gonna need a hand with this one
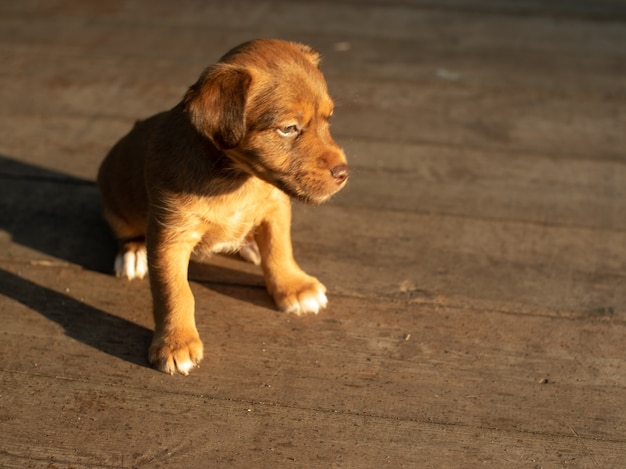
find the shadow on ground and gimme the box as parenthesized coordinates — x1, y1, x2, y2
(0, 267, 153, 367)
(0, 154, 115, 272)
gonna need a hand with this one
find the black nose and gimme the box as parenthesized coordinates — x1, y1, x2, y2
(330, 164, 349, 184)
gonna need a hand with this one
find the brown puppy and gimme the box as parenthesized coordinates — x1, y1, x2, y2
(97, 39, 348, 375)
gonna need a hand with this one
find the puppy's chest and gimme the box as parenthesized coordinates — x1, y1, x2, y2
(193, 206, 255, 249)
(190, 185, 279, 253)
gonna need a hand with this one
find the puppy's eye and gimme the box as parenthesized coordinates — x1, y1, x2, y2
(277, 124, 300, 138)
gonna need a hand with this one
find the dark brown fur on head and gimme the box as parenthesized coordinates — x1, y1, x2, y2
(183, 39, 348, 204)
(183, 65, 251, 150)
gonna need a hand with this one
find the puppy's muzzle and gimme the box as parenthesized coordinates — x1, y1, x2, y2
(330, 164, 349, 185)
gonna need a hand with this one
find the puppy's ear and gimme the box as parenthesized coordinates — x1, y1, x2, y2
(183, 65, 252, 149)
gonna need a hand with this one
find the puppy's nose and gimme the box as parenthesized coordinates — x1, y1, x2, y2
(330, 164, 349, 184)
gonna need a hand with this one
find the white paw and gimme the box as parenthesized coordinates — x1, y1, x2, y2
(149, 331, 204, 376)
(165, 357, 196, 376)
(282, 286, 328, 315)
(239, 238, 261, 265)
(114, 247, 148, 280)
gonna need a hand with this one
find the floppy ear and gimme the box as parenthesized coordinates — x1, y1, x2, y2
(183, 64, 252, 149)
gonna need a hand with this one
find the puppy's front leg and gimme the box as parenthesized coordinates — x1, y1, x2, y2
(147, 219, 203, 375)
(256, 200, 328, 315)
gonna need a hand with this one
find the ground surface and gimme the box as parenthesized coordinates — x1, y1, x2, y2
(1, 0, 625, 467)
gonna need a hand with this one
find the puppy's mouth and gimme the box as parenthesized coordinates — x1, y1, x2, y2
(227, 150, 345, 205)
(272, 176, 334, 205)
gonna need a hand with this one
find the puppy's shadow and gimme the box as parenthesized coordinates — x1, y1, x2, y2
(189, 258, 274, 310)
(0, 154, 115, 272)
(0, 267, 152, 367)
(0, 155, 152, 365)
(0, 155, 272, 366)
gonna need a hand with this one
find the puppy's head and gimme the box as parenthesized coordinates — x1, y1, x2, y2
(183, 39, 348, 204)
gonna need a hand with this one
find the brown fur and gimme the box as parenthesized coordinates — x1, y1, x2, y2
(97, 39, 348, 375)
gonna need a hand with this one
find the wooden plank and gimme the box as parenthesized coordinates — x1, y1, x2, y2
(1, 263, 625, 467)
(3, 0, 626, 45)
(290, 204, 626, 317)
(2, 23, 625, 98)
(1, 262, 625, 436)
(336, 141, 626, 230)
(2, 1, 626, 94)
(2, 372, 623, 468)
(331, 81, 626, 160)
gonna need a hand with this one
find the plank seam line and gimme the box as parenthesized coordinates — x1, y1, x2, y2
(5, 1, 626, 24)
(0, 449, 123, 469)
(334, 133, 626, 166)
(0, 173, 95, 186)
(324, 203, 626, 235)
(330, 290, 626, 325)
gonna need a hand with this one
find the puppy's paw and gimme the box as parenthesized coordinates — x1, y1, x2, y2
(273, 276, 328, 315)
(114, 244, 147, 280)
(149, 329, 204, 376)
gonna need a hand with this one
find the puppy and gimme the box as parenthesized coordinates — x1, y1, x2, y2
(97, 39, 349, 375)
